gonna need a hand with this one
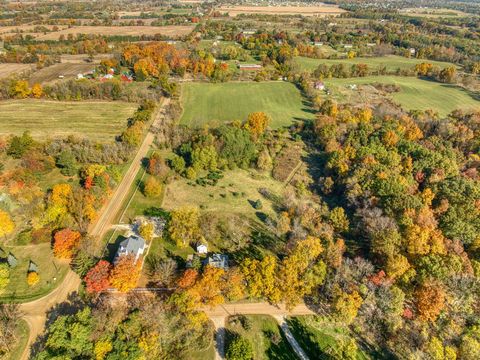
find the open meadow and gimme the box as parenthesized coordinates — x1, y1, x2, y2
(325, 76, 480, 117)
(162, 169, 285, 216)
(295, 55, 458, 72)
(218, 4, 346, 17)
(180, 81, 315, 128)
(34, 25, 195, 40)
(0, 99, 137, 141)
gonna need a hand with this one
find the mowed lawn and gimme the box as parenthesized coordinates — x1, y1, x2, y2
(180, 82, 315, 128)
(295, 55, 457, 72)
(326, 76, 479, 117)
(0, 99, 137, 142)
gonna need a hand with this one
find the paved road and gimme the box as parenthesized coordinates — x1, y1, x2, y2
(17, 98, 169, 360)
(204, 302, 314, 360)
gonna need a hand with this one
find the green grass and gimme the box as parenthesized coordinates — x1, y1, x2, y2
(226, 315, 297, 360)
(287, 316, 369, 360)
(180, 82, 315, 128)
(295, 55, 458, 73)
(325, 76, 479, 117)
(7, 319, 29, 360)
(162, 169, 284, 217)
(0, 99, 137, 142)
(0, 243, 69, 302)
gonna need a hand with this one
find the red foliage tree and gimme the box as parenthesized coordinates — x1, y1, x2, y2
(85, 260, 112, 294)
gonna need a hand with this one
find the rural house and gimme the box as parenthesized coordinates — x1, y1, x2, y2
(114, 235, 147, 263)
(204, 254, 229, 270)
(197, 244, 208, 254)
(238, 64, 262, 70)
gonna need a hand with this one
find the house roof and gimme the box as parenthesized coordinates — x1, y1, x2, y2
(119, 235, 146, 255)
(205, 254, 229, 269)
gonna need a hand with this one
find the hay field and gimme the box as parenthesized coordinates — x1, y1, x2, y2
(326, 76, 480, 117)
(218, 5, 346, 17)
(34, 25, 195, 40)
(180, 81, 315, 128)
(29, 63, 96, 84)
(295, 55, 458, 72)
(60, 54, 113, 64)
(0, 63, 34, 79)
(0, 99, 137, 141)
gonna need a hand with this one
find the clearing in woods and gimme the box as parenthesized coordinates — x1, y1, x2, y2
(325, 76, 480, 117)
(0, 99, 137, 141)
(180, 81, 315, 128)
(295, 55, 458, 72)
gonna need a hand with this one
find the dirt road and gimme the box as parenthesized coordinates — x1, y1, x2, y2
(17, 98, 169, 360)
(18, 270, 81, 360)
(89, 97, 169, 240)
(205, 302, 314, 360)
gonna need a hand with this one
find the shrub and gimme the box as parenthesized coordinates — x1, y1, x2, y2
(27, 272, 40, 286)
(226, 336, 253, 360)
(253, 199, 263, 210)
(143, 177, 162, 198)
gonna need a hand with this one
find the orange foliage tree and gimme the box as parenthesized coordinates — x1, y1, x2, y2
(53, 228, 81, 259)
(415, 282, 446, 322)
(109, 255, 141, 293)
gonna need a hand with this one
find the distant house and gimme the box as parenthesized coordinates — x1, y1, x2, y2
(366, 43, 377, 47)
(238, 64, 262, 70)
(28, 261, 38, 273)
(409, 48, 416, 55)
(204, 254, 229, 270)
(115, 235, 147, 263)
(197, 244, 208, 254)
(314, 81, 325, 90)
(313, 42, 324, 47)
(344, 44, 353, 49)
(242, 29, 256, 36)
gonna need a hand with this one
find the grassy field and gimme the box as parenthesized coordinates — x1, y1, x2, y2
(226, 315, 296, 360)
(325, 76, 479, 117)
(0, 99, 137, 141)
(0, 243, 69, 302)
(295, 55, 458, 72)
(7, 319, 29, 360)
(180, 82, 315, 128)
(218, 4, 346, 17)
(287, 316, 369, 360)
(162, 169, 284, 216)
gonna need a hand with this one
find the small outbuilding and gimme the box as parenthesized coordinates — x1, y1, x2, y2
(197, 244, 208, 254)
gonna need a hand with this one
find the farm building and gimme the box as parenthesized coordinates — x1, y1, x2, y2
(238, 64, 262, 70)
(197, 244, 208, 254)
(114, 235, 147, 263)
(314, 81, 325, 90)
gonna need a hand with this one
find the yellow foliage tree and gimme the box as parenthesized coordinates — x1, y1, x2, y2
(332, 286, 363, 324)
(109, 255, 141, 293)
(94, 340, 113, 360)
(244, 112, 270, 139)
(31, 83, 43, 98)
(168, 206, 201, 248)
(27, 272, 40, 286)
(0, 209, 15, 238)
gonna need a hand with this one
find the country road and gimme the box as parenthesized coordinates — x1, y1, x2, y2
(16, 97, 170, 360)
(204, 302, 314, 360)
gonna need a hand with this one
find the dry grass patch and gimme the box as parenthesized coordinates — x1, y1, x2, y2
(29, 63, 96, 84)
(0, 63, 34, 79)
(35, 25, 195, 40)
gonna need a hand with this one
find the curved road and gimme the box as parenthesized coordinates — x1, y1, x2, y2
(17, 98, 169, 360)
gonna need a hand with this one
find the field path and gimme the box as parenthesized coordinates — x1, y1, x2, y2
(204, 302, 314, 359)
(17, 97, 170, 360)
(89, 97, 169, 240)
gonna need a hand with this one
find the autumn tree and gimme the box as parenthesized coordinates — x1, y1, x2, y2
(85, 260, 112, 294)
(0, 210, 15, 239)
(139, 222, 155, 241)
(0, 264, 10, 291)
(332, 286, 363, 324)
(109, 255, 141, 293)
(31, 83, 43, 98)
(53, 228, 81, 259)
(244, 112, 270, 139)
(143, 177, 162, 198)
(168, 206, 202, 248)
(242, 255, 281, 304)
(27, 272, 40, 286)
(415, 282, 446, 322)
